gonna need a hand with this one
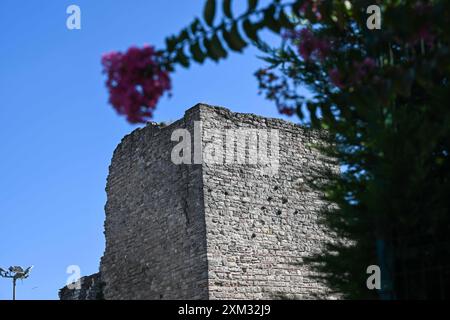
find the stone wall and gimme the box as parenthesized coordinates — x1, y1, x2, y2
(59, 273, 103, 300)
(66, 103, 335, 300)
(99, 106, 209, 300)
(199, 106, 334, 299)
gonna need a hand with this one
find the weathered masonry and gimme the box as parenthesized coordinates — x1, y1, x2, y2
(59, 104, 336, 300)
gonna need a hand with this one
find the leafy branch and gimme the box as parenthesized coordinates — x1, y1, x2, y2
(160, 0, 299, 69)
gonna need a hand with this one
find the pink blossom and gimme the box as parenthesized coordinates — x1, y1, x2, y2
(409, 25, 435, 47)
(352, 57, 377, 84)
(328, 58, 377, 89)
(279, 106, 295, 116)
(328, 68, 345, 89)
(296, 29, 329, 61)
(102, 45, 171, 123)
(406, 2, 435, 47)
(298, 0, 322, 20)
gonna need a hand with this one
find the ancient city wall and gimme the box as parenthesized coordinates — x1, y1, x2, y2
(59, 273, 103, 300)
(199, 105, 333, 299)
(99, 106, 209, 300)
(69, 104, 335, 300)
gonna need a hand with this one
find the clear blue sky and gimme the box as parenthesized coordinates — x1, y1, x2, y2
(0, 0, 297, 300)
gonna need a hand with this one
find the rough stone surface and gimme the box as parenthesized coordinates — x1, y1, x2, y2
(200, 106, 334, 299)
(100, 106, 208, 300)
(60, 103, 336, 300)
(59, 273, 103, 300)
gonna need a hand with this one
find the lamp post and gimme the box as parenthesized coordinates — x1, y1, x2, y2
(0, 266, 33, 300)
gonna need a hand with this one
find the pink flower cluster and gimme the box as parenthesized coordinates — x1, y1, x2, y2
(401, 2, 435, 47)
(406, 25, 435, 48)
(353, 58, 377, 83)
(328, 57, 377, 89)
(279, 106, 296, 116)
(284, 28, 330, 61)
(102, 45, 171, 123)
(298, 0, 323, 21)
(328, 67, 345, 89)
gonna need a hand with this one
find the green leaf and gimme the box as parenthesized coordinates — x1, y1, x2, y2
(210, 34, 228, 59)
(247, 0, 258, 13)
(264, 5, 281, 34)
(260, 55, 281, 65)
(189, 41, 206, 63)
(307, 102, 320, 127)
(242, 19, 259, 43)
(190, 18, 203, 35)
(223, 0, 233, 19)
(165, 36, 177, 53)
(203, 35, 227, 62)
(203, 38, 217, 61)
(278, 9, 294, 29)
(175, 48, 190, 68)
(222, 23, 247, 52)
(292, 1, 303, 17)
(178, 28, 189, 42)
(203, 0, 216, 27)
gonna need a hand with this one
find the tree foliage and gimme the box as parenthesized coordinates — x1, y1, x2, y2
(103, 0, 450, 299)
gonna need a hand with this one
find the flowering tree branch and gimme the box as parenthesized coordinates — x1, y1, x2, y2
(101, 0, 450, 298)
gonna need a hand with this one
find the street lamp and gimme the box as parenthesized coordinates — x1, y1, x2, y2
(0, 266, 33, 300)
